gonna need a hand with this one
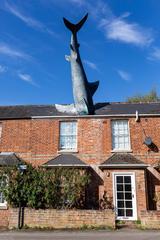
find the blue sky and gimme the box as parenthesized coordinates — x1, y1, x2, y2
(0, 0, 160, 105)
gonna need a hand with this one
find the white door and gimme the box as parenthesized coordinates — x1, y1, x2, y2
(113, 173, 137, 220)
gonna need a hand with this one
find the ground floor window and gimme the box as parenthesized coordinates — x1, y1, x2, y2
(0, 176, 7, 207)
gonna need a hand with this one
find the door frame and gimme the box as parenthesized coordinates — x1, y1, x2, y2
(112, 172, 137, 221)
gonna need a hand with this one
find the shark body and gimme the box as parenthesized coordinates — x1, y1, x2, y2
(63, 14, 99, 115)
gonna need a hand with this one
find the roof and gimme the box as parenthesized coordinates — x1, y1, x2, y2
(0, 152, 22, 166)
(43, 154, 88, 167)
(100, 153, 149, 169)
(0, 102, 160, 119)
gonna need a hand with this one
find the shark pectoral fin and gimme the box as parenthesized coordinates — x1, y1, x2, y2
(89, 81, 99, 96)
(65, 55, 71, 61)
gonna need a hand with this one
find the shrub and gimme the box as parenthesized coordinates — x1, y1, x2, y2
(0, 164, 90, 209)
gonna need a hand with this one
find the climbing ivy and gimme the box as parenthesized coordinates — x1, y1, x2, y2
(0, 164, 90, 209)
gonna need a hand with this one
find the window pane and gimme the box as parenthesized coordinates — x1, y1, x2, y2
(117, 192, 124, 200)
(125, 184, 132, 191)
(117, 184, 123, 191)
(117, 176, 123, 183)
(125, 193, 132, 200)
(118, 201, 124, 208)
(124, 176, 131, 183)
(126, 201, 132, 208)
(118, 209, 124, 216)
(60, 122, 77, 150)
(112, 120, 130, 150)
(126, 209, 133, 217)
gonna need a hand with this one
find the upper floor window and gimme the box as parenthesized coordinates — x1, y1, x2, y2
(59, 121, 77, 151)
(111, 120, 130, 151)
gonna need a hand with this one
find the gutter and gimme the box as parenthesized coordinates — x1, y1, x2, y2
(99, 164, 150, 169)
(42, 164, 89, 167)
(31, 113, 160, 119)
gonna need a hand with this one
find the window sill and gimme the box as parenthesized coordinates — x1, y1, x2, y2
(0, 204, 8, 210)
(58, 150, 79, 154)
(111, 149, 133, 153)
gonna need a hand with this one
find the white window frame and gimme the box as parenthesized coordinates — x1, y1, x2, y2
(0, 176, 7, 208)
(59, 121, 77, 151)
(0, 123, 2, 141)
(111, 120, 131, 151)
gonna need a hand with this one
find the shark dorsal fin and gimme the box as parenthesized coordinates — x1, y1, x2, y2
(88, 81, 99, 96)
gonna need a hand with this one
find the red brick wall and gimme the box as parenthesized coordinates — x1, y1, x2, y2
(0, 116, 160, 212)
(0, 117, 160, 165)
(8, 208, 115, 229)
(0, 209, 10, 228)
(140, 210, 160, 229)
(100, 169, 147, 217)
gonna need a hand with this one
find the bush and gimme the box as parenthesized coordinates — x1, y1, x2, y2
(0, 164, 90, 209)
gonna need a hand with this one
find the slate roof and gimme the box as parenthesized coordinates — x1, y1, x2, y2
(0, 152, 22, 166)
(0, 102, 160, 119)
(100, 153, 149, 168)
(43, 154, 88, 167)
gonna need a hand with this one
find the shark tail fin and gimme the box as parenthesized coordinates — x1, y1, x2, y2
(63, 13, 88, 33)
(89, 81, 99, 97)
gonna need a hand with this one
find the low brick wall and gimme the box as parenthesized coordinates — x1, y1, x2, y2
(0, 209, 10, 228)
(9, 208, 115, 229)
(140, 210, 160, 229)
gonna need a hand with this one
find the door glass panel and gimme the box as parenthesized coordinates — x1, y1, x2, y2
(117, 201, 124, 208)
(126, 209, 133, 217)
(118, 209, 124, 216)
(117, 184, 123, 191)
(117, 176, 123, 183)
(117, 192, 124, 199)
(125, 184, 131, 191)
(124, 176, 131, 183)
(126, 201, 132, 208)
(125, 192, 132, 200)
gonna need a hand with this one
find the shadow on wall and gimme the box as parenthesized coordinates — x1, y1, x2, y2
(148, 142, 159, 153)
(147, 170, 160, 210)
(85, 168, 103, 209)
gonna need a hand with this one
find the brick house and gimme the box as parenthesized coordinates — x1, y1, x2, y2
(0, 102, 160, 221)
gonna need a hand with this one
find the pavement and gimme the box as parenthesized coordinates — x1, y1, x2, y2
(0, 230, 159, 240)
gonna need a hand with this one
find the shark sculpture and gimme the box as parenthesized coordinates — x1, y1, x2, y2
(63, 13, 99, 115)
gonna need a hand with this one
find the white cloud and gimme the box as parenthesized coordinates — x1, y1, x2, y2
(0, 65, 7, 73)
(148, 47, 160, 60)
(64, 0, 153, 47)
(67, 0, 85, 6)
(117, 69, 131, 81)
(100, 17, 153, 47)
(18, 73, 38, 87)
(0, 43, 30, 60)
(84, 60, 99, 71)
(4, 1, 58, 38)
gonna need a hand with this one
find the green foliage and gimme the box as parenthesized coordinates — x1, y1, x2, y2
(127, 89, 160, 103)
(0, 165, 90, 209)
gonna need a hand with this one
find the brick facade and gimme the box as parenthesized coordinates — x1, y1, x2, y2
(8, 208, 115, 229)
(0, 115, 160, 225)
(1, 117, 160, 165)
(140, 210, 160, 229)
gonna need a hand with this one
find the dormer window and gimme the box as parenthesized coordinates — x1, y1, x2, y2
(59, 121, 77, 151)
(111, 120, 130, 151)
